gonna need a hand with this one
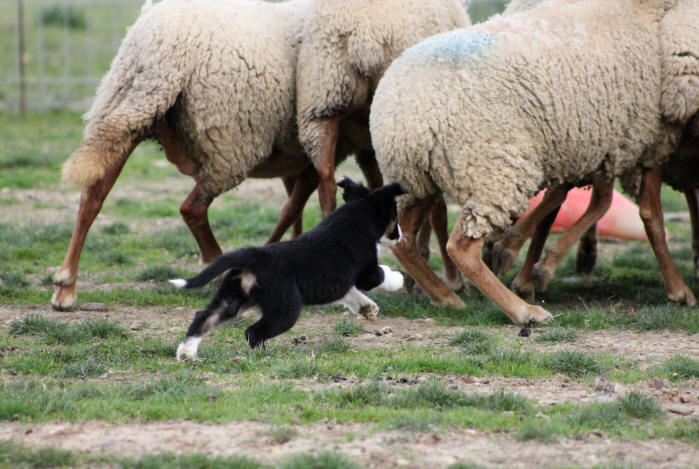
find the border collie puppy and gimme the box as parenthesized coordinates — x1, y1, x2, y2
(171, 178, 406, 361)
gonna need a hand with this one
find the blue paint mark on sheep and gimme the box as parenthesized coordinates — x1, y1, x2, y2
(404, 30, 494, 61)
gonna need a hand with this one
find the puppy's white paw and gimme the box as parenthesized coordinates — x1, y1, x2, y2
(176, 336, 201, 362)
(379, 265, 404, 291)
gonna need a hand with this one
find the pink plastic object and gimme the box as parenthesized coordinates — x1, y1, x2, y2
(522, 187, 651, 241)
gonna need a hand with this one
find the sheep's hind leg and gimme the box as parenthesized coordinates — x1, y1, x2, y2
(392, 195, 465, 309)
(316, 117, 341, 215)
(639, 169, 696, 306)
(684, 188, 699, 279)
(446, 221, 552, 325)
(430, 195, 464, 291)
(266, 166, 319, 244)
(532, 179, 614, 293)
(157, 125, 222, 265)
(511, 203, 561, 302)
(490, 184, 569, 275)
(52, 152, 133, 311)
(575, 224, 598, 275)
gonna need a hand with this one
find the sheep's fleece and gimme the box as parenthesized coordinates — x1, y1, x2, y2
(370, 0, 699, 240)
(62, 0, 309, 200)
(295, 0, 469, 165)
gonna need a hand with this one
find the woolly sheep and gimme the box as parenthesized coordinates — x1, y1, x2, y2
(53, 0, 322, 311)
(370, 0, 699, 324)
(488, 0, 699, 303)
(294, 0, 470, 290)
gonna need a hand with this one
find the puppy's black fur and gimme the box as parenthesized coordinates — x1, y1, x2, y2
(174, 178, 407, 350)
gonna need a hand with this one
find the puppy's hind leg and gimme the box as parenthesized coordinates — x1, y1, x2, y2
(177, 281, 247, 361)
(245, 289, 302, 348)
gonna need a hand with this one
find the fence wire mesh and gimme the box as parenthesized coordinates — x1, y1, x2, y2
(1, 0, 143, 112)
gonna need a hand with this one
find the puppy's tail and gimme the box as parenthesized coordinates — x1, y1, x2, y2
(169, 251, 246, 289)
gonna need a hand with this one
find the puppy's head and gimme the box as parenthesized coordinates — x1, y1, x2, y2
(338, 176, 370, 202)
(371, 182, 408, 246)
(337, 177, 408, 245)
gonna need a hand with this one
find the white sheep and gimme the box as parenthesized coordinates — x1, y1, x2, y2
(294, 0, 470, 291)
(487, 0, 699, 303)
(53, 0, 317, 311)
(370, 0, 699, 324)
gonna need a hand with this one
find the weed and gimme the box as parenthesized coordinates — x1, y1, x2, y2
(333, 319, 365, 336)
(136, 265, 185, 283)
(516, 422, 559, 443)
(60, 358, 105, 378)
(40, 4, 87, 29)
(542, 350, 603, 377)
(265, 426, 299, 445)
(535, 327, 578, 344)
(278, 452, 359, 469)
(0, 439, 76, 468)
(119, 452, 263, 469)
(450, 329, 494, 354)
(658, 355, 699, 381)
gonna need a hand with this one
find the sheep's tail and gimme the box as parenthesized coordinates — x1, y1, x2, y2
(169, 252, 249, 289)
(62, 2, 184, 189)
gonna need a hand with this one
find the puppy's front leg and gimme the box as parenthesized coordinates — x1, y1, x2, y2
(336, 287, 379, 320)
(372, 265, 404, 292)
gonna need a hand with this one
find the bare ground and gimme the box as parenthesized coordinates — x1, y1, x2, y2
(2, 304, 698, 468)
(0, 419, 697, 469)
(2, 177, 698, 466)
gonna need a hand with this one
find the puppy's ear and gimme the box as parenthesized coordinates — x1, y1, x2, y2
(338, 176, 370, 202)
(385, 182, 409, 198)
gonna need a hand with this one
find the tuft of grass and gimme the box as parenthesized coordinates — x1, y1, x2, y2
(274, 360, 321, 379)
(119, 452, 264, 469)
(40, 4, 87, 29)
(313, 338, 350, 355)
(278, 452, 359, 469)
(265, 426, 299, 445)
(333, 319, 365, 336)
(448, 463, 485, 469)
(658, 355, 699, 381)
(0, 439, 76, 468)
(60, 358, 105, 378)
(0, 270, 30, 289)
(101, 222, 131, 236)
(542, 350, 603, 377)
(516, 422, 559, 443)
(450, 329, 494, 354)
(136, 266, 186, 283)
(571, 391, 662, 429)
(535, 327, 579, 344)
(10, 316, 129, 344)
(61, 358, 105, 379)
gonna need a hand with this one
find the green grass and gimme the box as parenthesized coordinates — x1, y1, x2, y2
(333, 319, 365, 336)
(535, 327, 579, 344)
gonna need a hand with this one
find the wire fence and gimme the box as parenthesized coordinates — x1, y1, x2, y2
(0, 0, 509, 113)
(0, 0, 143, 112)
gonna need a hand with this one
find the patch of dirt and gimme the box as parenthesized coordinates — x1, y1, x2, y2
(0, 420, 696, 469)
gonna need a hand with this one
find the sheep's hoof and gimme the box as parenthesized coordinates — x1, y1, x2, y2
(576, 248, 597, 275)
(444, 271, 465, 292)
(668, 286, 697, 307)
(511, 276, 535, 303)
(432, 294, 465, 309)
(51, 286, 78, 312)
(490, 242, 517, 275)
(403, 275, 420, 294)
(532, 264, 554, 292)
(520, 305, 553, 325)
